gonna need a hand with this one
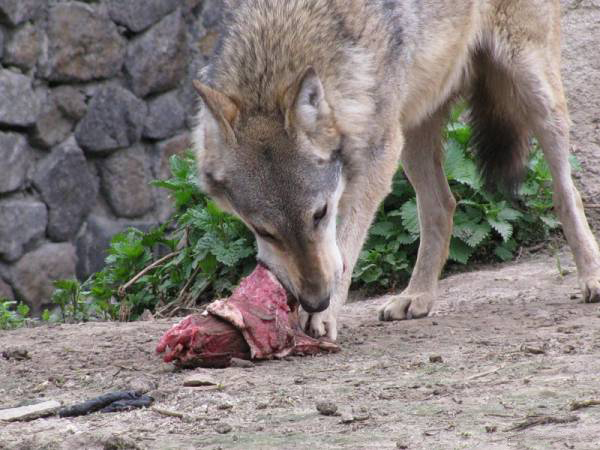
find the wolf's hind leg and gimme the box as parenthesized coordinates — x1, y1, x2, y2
(524, 63, 600, 302)
(379, 105, 456, 321)
(483, 4, 600, 303)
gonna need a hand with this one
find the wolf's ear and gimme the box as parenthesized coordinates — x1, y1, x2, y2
(284, 67, 332, 133)
(193, 80, 239, 144)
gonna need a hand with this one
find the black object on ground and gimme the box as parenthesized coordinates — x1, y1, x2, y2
(58, 390, 154, 417)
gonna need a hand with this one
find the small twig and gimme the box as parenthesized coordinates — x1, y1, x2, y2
(176, 264, 203, 303)
(570, 399, 600, 411)
(466, 365, 505, 381)
(113, 364, 137, 371)
(584, 203, 600, 209)
(515, 246, 524, 262)
(505, 414, 579, 432)
(155, 265, 206, 318)
(151, 406, 185, 419)
(118, 251, 180, 298)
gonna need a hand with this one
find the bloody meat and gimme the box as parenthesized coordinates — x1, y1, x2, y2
(156, 265, 339, 368)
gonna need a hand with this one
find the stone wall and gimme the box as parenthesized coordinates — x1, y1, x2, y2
(0, 0, 221, 313)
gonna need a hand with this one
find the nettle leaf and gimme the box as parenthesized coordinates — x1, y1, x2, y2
(396, 233, 418, 245)
(212, 238, 254, 267)
(444, 141, 481, 189)
(360, 265, 384, 284)
(519, 178, 541, 196)
(497, 206, 522, 222)
(569, 154, 582, 172)
(449, 102, 467, 122)
(400, 200, 420, 236)
(461, 222, 492, 248)
(449, 238, 474, 264)
(447, 123, 471, 146)
(369, 221, 395, 238)
(540, 214, 560, 229)
(488, 218, 513, 242)
(494, 240, 517, 261)
(494, 245, 514, 261)
(46, 112, 560, 320)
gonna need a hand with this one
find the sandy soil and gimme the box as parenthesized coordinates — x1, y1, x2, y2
(1, 1, 599, 449)
(1, 251, 600, 450)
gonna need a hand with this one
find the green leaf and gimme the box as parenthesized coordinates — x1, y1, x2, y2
(357, 263, 383, 284)
(494, 246, 513, 261)
(16, 302, 29, 318)
(465, 222, 492, 248)
(540, 214, 560, 229)
(369, 221, 395, 238)
(400, 200, 420, 236)
(497, 207, 522, 222)
(448, 238, 474, 264)
(488, 218, 513, 242)
(494, 241, 517, 261)
(447, 123, 472, 146)
(445, 142, 481, 189)
(395, 233, 418, 245)
(569, 154, 581, 172)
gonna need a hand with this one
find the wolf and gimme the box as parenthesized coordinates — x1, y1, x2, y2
(192, 0, 600, 340)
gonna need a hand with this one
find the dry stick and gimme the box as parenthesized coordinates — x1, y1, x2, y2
(117, 251, 181, 298)
(505, 415, 579, 432)
(154, 264, 204, 318)
(585, 203, 600, 209)
(466, 365, 505, 381)
(151, 406, 185, 419)
(570, 399, 600, 411)
(177, 264, 203, 304)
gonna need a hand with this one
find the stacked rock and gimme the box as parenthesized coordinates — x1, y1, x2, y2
(0, 0, 219, 314)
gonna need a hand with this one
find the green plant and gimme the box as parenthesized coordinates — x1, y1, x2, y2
(353, 107, 565, 290)
(81, 152, 256, 321)
(50, 108, 569, 320)
(50, 279, 93, 323)
(0, 300, 30, 330)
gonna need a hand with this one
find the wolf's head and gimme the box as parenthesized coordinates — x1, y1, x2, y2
(192, 68, 345, 313)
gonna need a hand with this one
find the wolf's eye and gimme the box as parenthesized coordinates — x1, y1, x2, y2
(313, 204, 328, 227)
(254, 226, 277, 242)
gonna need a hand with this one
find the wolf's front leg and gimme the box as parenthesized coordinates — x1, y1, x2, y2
(378, 107, 455, 321)
(301, 130, 404, 340)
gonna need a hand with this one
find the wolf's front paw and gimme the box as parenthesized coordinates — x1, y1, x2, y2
(581, 275, 600, 303)
(299, 307, 338, 341)
(378, 292, 434, 321)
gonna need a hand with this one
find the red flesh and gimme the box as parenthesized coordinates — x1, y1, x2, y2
(156, 265, 339, 368)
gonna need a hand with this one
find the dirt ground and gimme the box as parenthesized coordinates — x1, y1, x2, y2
(1, 251, 600, 450)
(1, 1, 600, 449)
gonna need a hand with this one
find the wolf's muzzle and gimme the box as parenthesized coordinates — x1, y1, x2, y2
(299, 295, 330, 313)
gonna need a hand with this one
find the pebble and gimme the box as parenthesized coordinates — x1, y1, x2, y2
(183, 373, 218, 387)
(485, 425, 498, 433)
(429, 355, 443, 363)
(215, 423, 232, 434)
(563, 345, 576, 354)
(340, 411, 354, 423)
(230, 358, 254, 368)
(316, 401, 338, 416)
(1, 347, 30, 360)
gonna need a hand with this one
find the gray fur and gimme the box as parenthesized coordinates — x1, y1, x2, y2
(193, 0, 600, 339)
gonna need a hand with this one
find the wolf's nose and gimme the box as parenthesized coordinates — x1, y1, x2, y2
(299, 295, 330, 313)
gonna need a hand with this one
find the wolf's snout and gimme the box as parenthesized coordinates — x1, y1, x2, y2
(299, 295, 330, 313)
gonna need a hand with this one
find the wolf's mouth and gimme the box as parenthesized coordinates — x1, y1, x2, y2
(256, 259, 300, 309)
